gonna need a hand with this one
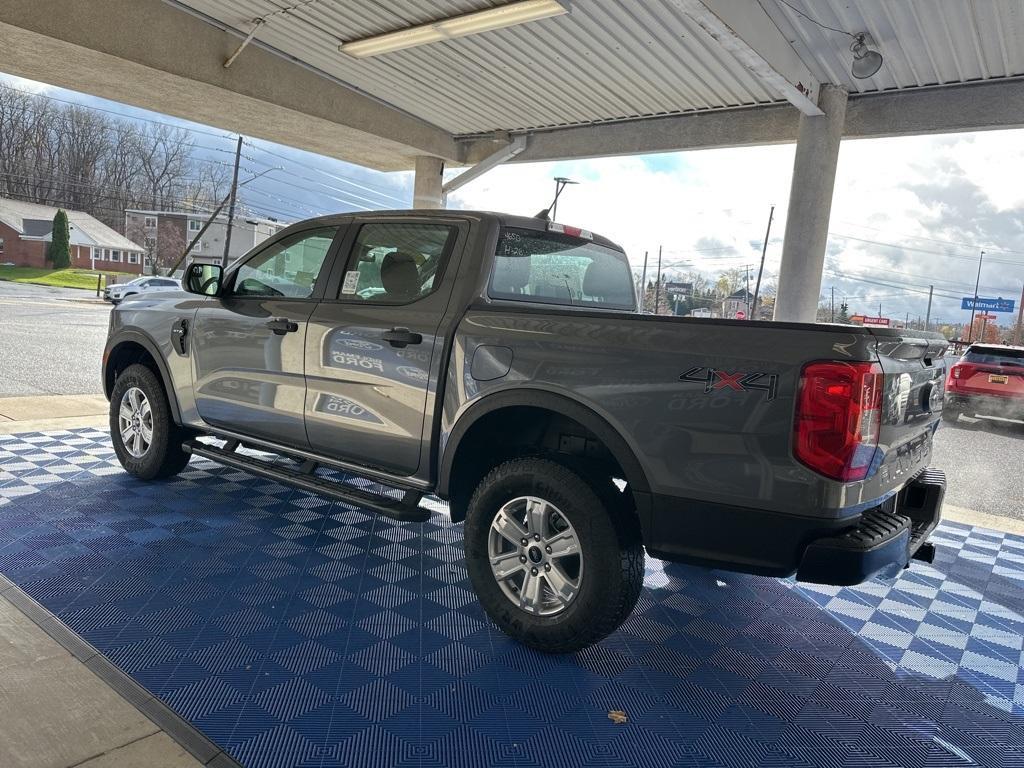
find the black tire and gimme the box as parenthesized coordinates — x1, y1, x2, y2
(941, 408, 960, 423)
(109, 363, 190, 480)
(464, 456, 644, 653)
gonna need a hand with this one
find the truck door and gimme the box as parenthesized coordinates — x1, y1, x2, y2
(304, 218, 466, 476)
(192, 225, 344, 449)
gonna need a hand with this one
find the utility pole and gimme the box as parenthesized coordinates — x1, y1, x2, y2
(167, 166, 274, 276)
(653, 245, 663, 314)
(222, 135, 243, 267)
(1015, 283, 1024, 345)
(745, 264, 751, 318)
(830, 286, 835, 322)
(925, 285, 933, 331)
(639, 250, 648, 313)
(968, 249, 985, 342)
(751, 204, 774, 320)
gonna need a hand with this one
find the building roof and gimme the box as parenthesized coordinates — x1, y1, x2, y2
(180, 0, 1024, 138)
(726, 288, 755, 300)
(0, 197, 143, 252)
(125, 209, 285, 227)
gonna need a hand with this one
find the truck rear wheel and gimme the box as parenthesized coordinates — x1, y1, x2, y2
(110, 363, 190, 480)
(464, 457, 644, 653)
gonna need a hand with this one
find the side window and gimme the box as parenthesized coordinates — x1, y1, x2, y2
(339, 222, 455, 303)
(232, 227, 338, 299)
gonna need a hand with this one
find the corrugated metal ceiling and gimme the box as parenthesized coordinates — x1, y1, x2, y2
(174, 0, 1024, 137)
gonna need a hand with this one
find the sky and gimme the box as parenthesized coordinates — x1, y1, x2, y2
(4, 72, 1024, 329)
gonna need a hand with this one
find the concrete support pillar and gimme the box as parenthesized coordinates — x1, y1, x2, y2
(774, 85, 848, 323)
(412, 156, 445, 209)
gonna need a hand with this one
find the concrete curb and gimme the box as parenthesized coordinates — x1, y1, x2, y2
(943, 504, 1024, 537)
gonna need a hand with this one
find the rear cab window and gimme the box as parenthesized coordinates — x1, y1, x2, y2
(489, 227, 636, 311)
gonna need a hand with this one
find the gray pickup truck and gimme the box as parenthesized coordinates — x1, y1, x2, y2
(103, 210, 948, 652)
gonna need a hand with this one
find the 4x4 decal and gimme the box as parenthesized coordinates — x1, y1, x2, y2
(679, 366, 779, 403)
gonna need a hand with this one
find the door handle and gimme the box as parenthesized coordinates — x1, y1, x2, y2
(266, 317, 299, 335)
(382, 327, 422, 348)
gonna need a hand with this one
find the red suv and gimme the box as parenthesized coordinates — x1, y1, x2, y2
(944, 343, 1024, 422)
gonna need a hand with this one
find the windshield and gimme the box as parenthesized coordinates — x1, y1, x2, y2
(489, 227, 635, 310)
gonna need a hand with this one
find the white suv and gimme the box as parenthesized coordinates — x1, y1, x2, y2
(104, 277, 181, 304)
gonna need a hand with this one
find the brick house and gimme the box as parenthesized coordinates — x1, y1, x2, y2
(0, 197, 145, 273)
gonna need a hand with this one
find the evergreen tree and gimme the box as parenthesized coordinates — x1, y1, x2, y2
(48, 209, 71, 269)
(837, 301, 850, 323)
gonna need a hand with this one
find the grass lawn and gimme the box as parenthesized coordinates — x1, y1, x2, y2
(0, 266, 133, 290)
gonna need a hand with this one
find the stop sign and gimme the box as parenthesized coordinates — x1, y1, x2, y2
(735, 310, 746, 320)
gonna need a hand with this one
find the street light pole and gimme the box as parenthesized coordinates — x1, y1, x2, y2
(968, 249, 985, 342)
(751, 204, 774, 319)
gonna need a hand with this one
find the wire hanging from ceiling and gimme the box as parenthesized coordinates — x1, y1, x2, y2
(224, 0, 325, 68)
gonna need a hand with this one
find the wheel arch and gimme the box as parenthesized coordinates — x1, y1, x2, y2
(103, 331, 182, 424)
(438, 389, 651, 523)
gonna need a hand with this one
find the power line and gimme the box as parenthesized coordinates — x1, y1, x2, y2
(828, 232, 1024, 266)
(244, 141, 407, 205)
(833, 219, 1024, 257)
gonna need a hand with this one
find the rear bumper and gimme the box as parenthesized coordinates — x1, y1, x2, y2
(946, 393, 1024, 419)
(644, 468, 945, 586)
(796, 468, 944, 585)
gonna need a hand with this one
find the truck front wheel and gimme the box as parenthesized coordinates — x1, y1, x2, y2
(464, 457, 644, 653)
(110, 363, 190, 480)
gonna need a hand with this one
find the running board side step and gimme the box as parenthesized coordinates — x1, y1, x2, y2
(183, 440, 430, 523)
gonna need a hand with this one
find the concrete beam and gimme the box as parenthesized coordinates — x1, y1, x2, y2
(461, 79, 1024, 164)
(0, 0, 458, 172)
(676, 0, 822, 116)
(413, 157, 445, 209)
(774, 85, 848, 324)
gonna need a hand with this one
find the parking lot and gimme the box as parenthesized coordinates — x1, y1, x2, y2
(0, 283, 109, 396)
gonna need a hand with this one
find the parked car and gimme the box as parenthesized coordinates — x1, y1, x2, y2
(944, 343, 1024, 422)
(101, 210, 949, 652)
(104, 276, 181, 304)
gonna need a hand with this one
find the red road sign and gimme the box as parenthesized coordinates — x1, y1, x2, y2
(735, 310, 746, 320)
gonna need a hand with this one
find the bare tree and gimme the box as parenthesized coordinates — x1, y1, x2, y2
(0, 85, 231, 231)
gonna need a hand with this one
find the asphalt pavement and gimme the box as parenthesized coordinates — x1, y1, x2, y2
(0, 281, 109, 396)
(932, 416, 1024, 521)
(0, 280, 1018, 523)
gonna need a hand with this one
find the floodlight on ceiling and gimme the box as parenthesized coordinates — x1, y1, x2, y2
(339, 0, 570, 58)
(850, 33, 883, 79)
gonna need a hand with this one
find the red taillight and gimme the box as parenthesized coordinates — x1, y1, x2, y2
(948, 363, 974, 385)
(794, 361, 884, 482)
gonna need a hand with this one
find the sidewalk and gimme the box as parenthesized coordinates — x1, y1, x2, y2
(0, 592, 202, 768)
(0, 394, 109, 434)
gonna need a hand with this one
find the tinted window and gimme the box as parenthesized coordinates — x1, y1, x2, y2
(338, 222, 455, 303)
(232, 227, 337, 299)
(964, 346, 1024, 366)
(490, 228, 635, 310)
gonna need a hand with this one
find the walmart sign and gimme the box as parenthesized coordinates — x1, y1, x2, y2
(961, 297, 1016, 313)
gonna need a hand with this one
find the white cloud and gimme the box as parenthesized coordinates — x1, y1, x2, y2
(449, 129, 1024, 330)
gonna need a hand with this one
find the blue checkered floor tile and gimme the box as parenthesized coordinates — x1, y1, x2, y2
(1, 428, 1023, 768)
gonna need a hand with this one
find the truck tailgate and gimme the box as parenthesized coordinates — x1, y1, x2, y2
(866, 330, 948, 495)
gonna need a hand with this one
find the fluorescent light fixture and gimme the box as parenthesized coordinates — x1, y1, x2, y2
(340, 0, 569, 58)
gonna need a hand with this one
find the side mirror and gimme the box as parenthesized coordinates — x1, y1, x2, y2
(185, 263, 223, 296)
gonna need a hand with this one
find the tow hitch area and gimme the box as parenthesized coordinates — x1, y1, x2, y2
(798, 468, 945, 586)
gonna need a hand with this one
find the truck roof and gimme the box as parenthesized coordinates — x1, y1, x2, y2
(273, 209, 626, 252)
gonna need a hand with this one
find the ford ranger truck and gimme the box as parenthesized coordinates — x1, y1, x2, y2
(102, 210, 948, 653)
